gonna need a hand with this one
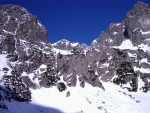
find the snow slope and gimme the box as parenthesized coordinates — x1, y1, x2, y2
(0, 54, 12, 80)
(112, 39, 138, 50)
(2, 81, 150, 113)
(0, 54, 150, 113)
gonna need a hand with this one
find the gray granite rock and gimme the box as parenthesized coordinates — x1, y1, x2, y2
(1, 2, 150, 96)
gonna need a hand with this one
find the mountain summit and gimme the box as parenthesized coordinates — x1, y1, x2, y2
(0, 4, 48, 43)
(0, 2, 150, 113)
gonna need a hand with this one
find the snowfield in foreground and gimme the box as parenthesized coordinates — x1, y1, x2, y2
(2, 81, 150, 113)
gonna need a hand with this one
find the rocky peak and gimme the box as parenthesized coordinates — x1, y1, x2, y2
(125, 1, 150, 23)
(91, 1, 150, 49)
(124, 1, 150, 44)
(52, 39, 71, 49)
(0, 4, 48, 43)
(52, 39, 89, 53)
(0, 4, 52, 74)
(125, 2, 150, 19)
(88, 1, 150, 92)
(132, 1, 150, 12)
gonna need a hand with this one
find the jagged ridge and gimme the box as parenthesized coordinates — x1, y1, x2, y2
(0, 1, 150, 113)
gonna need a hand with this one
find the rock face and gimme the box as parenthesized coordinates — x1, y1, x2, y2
(89, 1, 150, 92)
(0, 4, 50, 104)
(125, 1, 150, 44)
(0, 1, 150, 110)
(0, 4, 48, 43)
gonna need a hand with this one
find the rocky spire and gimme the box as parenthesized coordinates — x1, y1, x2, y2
(124, 1, 150, 44)
(0, 4, 48, 43)
(126, 1, 150, 18)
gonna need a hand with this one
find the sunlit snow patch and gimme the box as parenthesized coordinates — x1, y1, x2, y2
(112, 40, 138, 50)
(140, 30, 150, 35)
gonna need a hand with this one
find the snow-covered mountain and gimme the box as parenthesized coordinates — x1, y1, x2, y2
(52, 39, 89, 54)
(0, 1, 150, 113)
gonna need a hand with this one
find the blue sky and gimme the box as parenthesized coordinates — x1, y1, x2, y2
(0, 0, 150, 45)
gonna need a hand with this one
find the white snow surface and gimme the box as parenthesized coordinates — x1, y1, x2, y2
(138, 44, 150, 52)
(128, 52, 137, 58)
(52, 39, 79, 48)
(115, 23, 121, 26)
(134, 66, 150, 74)
(91, 39, 97, 45)
(112, 39, 138, 50)
(140, 30, 150, 35)
(0, 54, 11, 80)
(99, 63, 109, 68)
(53, 48, 72, 55)
(71, 42, 79, 47)
(113, 32, 118, 35)
(112, 39, 150, 52)
(0, 55, 9, 70)
(52, 39, 70, 46)
(140, 58, 150, 65)
(2, 81, 150, 113)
